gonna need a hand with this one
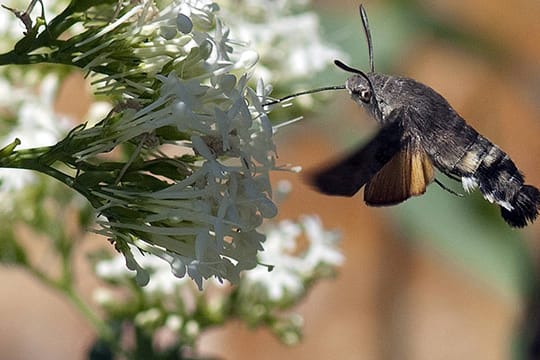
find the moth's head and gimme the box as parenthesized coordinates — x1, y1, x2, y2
(335, 60, 382, 120)
(334, 5, 386, 121)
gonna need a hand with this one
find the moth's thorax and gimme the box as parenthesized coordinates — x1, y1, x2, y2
(346, 72, 453, 126)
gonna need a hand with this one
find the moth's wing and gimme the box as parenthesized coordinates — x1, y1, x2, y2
(364, 135, 435, 206)
(308, 119, 404, 196)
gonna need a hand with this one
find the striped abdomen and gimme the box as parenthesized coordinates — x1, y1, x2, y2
(420, 111, 540, 228)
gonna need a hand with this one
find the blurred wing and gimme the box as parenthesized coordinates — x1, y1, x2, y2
(308, 119, 404, 196)
(364, 137, 434, 206)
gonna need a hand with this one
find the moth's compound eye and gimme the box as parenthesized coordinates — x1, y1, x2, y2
(346, 76, 374, 104)
(359, 88, 372, 103)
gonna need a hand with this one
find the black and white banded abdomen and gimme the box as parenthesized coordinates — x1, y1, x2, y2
(449, 134, 540, 227)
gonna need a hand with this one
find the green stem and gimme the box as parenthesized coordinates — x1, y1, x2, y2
(64, 286, 113, 339)
(0, 147, 103, 208)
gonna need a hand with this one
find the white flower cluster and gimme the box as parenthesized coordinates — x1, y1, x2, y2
(75, 1, 259, 99)
(92, 76, 277, 289)
(0, 0, 342, 291)
(69, 1, 279, 289)
(242, 215, 343, 301)
(95, 216, 343, 313)
(219, 0, 343, 85)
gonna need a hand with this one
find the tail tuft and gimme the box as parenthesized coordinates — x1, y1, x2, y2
(500, 185, 540, 228)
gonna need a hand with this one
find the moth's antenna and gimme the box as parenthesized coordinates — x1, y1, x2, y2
(263, 85, 346, 107)
(359, 4, 374, 73)
(334, 59, 365, 75)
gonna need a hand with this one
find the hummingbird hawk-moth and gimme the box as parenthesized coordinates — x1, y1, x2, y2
(269, 5, 540, 227)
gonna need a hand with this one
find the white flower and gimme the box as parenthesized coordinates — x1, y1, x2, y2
(241, 215, 343, 302)
(301, 215, 343, 268)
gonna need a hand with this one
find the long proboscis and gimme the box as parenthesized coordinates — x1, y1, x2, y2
(263, 85, 346, 107)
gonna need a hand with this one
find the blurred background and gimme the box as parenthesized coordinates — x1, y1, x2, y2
(1, 0, 540, 359)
